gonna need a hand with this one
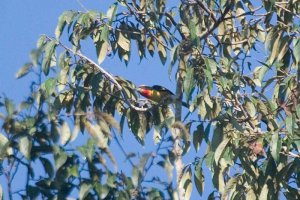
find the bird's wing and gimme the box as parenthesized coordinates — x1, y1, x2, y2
(152, 85, 174, 95)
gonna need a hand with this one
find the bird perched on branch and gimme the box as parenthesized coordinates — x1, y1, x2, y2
(137, 85, 188, 107)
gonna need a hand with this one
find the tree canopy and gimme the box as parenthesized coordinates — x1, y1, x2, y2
(1, 0, 300, 199)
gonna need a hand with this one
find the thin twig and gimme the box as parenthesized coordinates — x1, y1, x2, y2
(111, 129, 135, 168)
(199, 0, 234, 40)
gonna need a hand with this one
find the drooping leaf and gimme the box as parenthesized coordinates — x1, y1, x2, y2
(19, 135, 32, 160)
(55, 11, 78, 39)
(42, 40, 57, 75)
(79, 182, 92, 200)
(214, 137, 230, 164)
(16, 63, 32, 79)
(60, 121, 71, 146)
(194, 161, 204, 195)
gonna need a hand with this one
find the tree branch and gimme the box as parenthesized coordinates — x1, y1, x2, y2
(45, 35, 149, 112)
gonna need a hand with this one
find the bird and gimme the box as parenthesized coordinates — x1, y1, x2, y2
(137, 85, 188, 107)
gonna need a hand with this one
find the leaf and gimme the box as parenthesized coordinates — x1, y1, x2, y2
(85, 120, 108, 149)
(19, 135, 32, 160)
(157, 35, 167, 65)
(117, 31, 130, 52)
(60, 121, 71, 146)
(54, 150, 67, 170)
(146, 36, 155, 57)
(286, 115, 295, 135)
(277, 35, 290, 61)
(236, 1, 245, 22)
(268, 29, 282, 64)
(245, 97, 256, 118)
(4, 98, 15, 117)
(193, 123, 204, 152)
(184, 67, 196, 102)
(40, 157, 54, 178)
(96, 40, 109, 64)
(214, 137, 230, 164)
(204, 58, 215, 92)
(153, 125, 162, 144)
(253, 65, 269, 87)
(270, 132, 281, 162)
(55, 11, 78, 39)
(16, 63, 32, 79)
(194, 161, 204, 195)
(293, 38, 300, 65)
(0, 133, 13, 158)
(37, 34, 47, 48)
(94, 183, 109, 199)
(42, 40, 57, 75)
(79, 182, 92, 200)
(179, 165, 192, 200)
(107, 3, 118, 25)
(259, 183, 269, 200)
(45, 78, 57, 96)
(57, 67, 68, 92)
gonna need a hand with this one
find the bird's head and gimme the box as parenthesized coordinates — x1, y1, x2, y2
(137, 85, 153, 99)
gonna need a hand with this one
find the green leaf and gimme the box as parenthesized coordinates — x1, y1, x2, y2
(107, 3, 118, 25)
(253, 65, 269, 87)
(117, 31, 130, 52)
(4, 98, 15, 117)
(293, 38, 300, 65)
(193, 124, 204, 152)
(55, 11, 78, 39)
(184, 67, 196, 102)
(157, 37, 167, 65)
(270, 132, 281, 162)
(19, 135, 32, 159)
(79, 182, 92, 200)
(277, 35, 290, 61)
(42, 40, 57, 75)
(194, 161, 204, 196)
(45, 78, 57, 96)
(286, 115, 295, 135)
(94, 183, 110, 199)
(179, 165, 192, 200)
(16, 63, 32, 79)
(40, 157, 54, 178)
(153, 125, 162, 144)
(60, 121, 71, 146)
(0, 133, 13, 159)
(204, 58, 215, 92)
(96, 40, 109, 64)
(146, 36, 155, 57)
(54, 150, 68, 170)
(214, 137, 230, 164)
(37, 34, 47, 49)
(245, 97, 256, 118)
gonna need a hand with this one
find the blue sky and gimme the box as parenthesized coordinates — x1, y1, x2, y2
(0, 0, 213, 199)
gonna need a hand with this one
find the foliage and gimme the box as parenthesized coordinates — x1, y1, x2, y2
(1, 0, 300, 199)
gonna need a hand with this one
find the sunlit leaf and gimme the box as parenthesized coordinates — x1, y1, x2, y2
(55, 11, 78, 39)
(19, 135, 32, 159)
(16, 63, 32, 79)
(42, 40, 57, 75)
(107, 3, 118, 25)
(60, 121, 71, 146)
(179, 165, 192, 200)
(214, 137, 230, 164)
(79, 182, 92, 200)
